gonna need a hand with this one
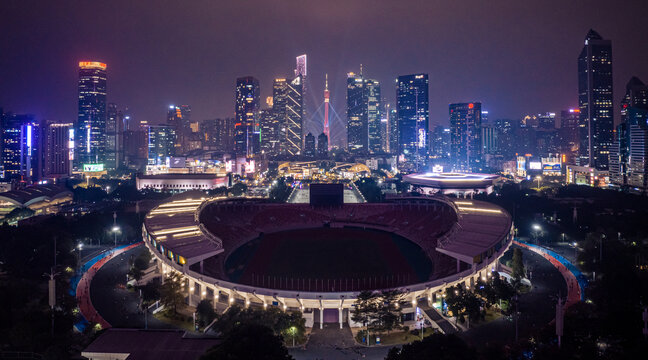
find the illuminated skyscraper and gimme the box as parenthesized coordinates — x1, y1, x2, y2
(346, 72, 367, 154)
(578, 29, 614, 170)
(1, 114, 40, 182)
(449, 102, 483, 172)
(396, 74, 429, 167)
(147, 124, 176, 166)
(44, 121, 73, 178)
(304, 132, 315, 158)
(167, 104, 192, 155)
(105, 103, 125, 170)
(317, 132, 329, 158)
(366, 79, 382, 153)
(234, 77, 260, 157)
(77, 61, 107, 166)
(283, 76, 304, 155)
(387, 105, 398, 154)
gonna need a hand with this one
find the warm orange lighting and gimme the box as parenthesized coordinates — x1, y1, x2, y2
(79, 61, 107, 69)
(468, 103, 474, 109)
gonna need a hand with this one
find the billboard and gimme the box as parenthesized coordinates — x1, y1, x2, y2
(529, 161, 542, 170)
(83, 163, 105, 172)
(542, 163, 561, 175)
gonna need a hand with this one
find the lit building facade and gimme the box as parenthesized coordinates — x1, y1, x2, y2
(396, 74, 429, 167)
(304, 133, 316, 158)
(167, 105, 192, 155)
(44, 121, 73, 178)
(77, 61, 107, 167)
(578, 30, 614, 170)
(234, 77, 260, 157)
(283, 76, 304, 156)
(449, 102, 483, 172)
(366, 79, 382, 153)
(317, 132, 329, 158)
(1, 114, 40, 182)
(147, 125, 176, 166)
(346, 72, 367, 154)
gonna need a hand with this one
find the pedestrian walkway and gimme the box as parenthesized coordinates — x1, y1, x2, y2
(420, 305, 457, 334)
(73, 242, 143, 331)
(514, 240, 585, 307)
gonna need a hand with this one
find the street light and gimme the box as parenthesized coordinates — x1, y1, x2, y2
(77, 243, 83, 271)
(112, 226, 120, 248)
(288, 326, 297, 347)
(535, 176, 542, 190)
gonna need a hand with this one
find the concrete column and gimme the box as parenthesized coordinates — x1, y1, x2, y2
(188, 280, 194, 307)
(339, 308, 343, 329)
(319, 308, 323, 329)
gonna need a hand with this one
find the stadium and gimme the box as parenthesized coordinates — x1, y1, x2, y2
(142, 185, 513, 328)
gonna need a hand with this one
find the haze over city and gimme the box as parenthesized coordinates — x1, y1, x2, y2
(2, 0, 648, 143)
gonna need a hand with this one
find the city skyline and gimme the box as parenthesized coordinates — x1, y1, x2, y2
(1, 1, 648, 140)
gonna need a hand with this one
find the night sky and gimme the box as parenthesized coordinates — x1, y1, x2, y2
(1, 0, 647, 145)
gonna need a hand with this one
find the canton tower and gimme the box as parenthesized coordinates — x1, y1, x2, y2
(323, 73, 330, 149)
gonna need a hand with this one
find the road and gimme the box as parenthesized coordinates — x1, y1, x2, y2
(460, 246, 567, 347)
(90, 245, 171, 329)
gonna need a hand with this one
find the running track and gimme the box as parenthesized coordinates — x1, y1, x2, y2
(73, 242, 143, 330)
(514, 240, 587, 308)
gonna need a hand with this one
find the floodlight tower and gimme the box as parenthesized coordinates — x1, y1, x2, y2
(324, 74, 330, 149)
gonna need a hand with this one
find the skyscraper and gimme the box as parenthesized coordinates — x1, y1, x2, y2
(44, 121, 73, 178)
(283, 76, 304, 155)
(259, 108, 280, 155)
(304, 133, 315, 157)
(366, 79, 382, 153)
(578, 29, 614, 170)
(610, 77, 648, 189)
(396, 74, 429, 167)
(387, 105, 398, 154)
(234, 77, 260, 157)
(105, 103, 125, 170)
(147, 125, 176, 166)
(317, 132, 329, 158)
(1, 114, 40, 182)
(167, 105, 192, 155)
(77, 61, 107, 166)
(449, 102, 483, 172)
(201, 118, 236, 152)
(430, 125, 451, 160)
(346, 72, 368, 154)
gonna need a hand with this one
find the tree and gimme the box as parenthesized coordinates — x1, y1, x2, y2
(351, 290, 379, 342)
(196, 299, 217, 329)
(269, 178, 292, 203)
(375, 290, 404, 333)
(138, 281, 160, 304)
(200, 323, 293, 360)
(229, 182, 247, 197)
(213, 306, 306, 345)
(511, 247, 525, 281)
(354, 177, 383, 202)
(385, 333, 475, 360)
(159, 272, 185, 314)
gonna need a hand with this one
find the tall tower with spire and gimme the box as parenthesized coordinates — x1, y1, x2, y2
(323, 74, 330, 149)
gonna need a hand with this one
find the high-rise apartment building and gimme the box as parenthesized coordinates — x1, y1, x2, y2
(396, 74, 429, 167)
(234, 77, 260, 157)
(201, 118, 236, 152)
(77, 61, 107, 166)
(449, 102, 483, 172)
(387, 105, 398, 154)
(578, 30, 614, 170)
